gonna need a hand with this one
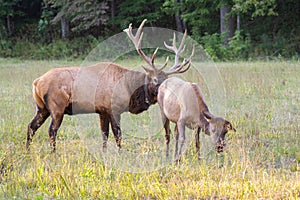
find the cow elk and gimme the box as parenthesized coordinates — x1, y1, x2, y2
(26, 19, 194, 152)
(157, 77, 236, 162)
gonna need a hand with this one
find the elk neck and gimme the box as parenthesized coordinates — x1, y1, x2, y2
(128, 73, 159, 114)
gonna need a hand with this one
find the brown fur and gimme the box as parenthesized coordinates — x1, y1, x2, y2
(27, 62, 167, 152)
(27, 19, 194, 153)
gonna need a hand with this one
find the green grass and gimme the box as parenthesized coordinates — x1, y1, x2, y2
(0, 58, 299, 199)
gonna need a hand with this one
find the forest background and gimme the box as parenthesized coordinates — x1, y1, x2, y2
(0, 0, 299, 61)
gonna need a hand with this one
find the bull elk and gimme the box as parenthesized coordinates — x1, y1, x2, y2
(26, 19, 194, 152)
(157, 77, 236, 162)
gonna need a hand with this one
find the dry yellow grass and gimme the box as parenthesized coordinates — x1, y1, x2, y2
(0, 59, 299, 199)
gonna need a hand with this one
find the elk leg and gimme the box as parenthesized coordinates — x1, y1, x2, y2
(99, 113, 109, 151)
(164, 119, 171, 157)
(48, 113, 64, 153)
(195, 127, 200, 160)
(175, 121, 185, 162)
(109, 114, 122, 150)
(161, 113, 171, 157)
(174, 124, 179, 160)
(26, 107, 50, 150)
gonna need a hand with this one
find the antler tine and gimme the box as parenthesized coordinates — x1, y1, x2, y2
(136, 19, 147, 41)
(164, 30, 188, 71)
(125, 19, 147, 49)
(164, 33, 176, 53)
(165, 45, 195, 76)
(157, 56, 169, 71)
(165, 61, 191, 76)
(178, 30, 187, 53)
(124, 19, 160, 71)
(151, 47, 159, 65)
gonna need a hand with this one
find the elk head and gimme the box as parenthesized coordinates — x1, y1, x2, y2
(203, 111, 236, 152)
(124, 19, 195, 103)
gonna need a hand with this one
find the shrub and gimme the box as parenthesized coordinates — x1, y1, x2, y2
(200, 33, 229, 61)
(228, 31, 251, 60)
(0, 36, 100, 60)
(0, 40, 13, 57)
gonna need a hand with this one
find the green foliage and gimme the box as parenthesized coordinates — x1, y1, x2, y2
(199, 26, 299, 61)
(199, 31, 293, 61)
(0, 0, 299, 60)
(180, 0, 219, 40)
(43, 0, 109, 35)
(0, 36, 99, 60)
(111, 0, 171, 30)
(200, 33, 228, 61)
(0, 39, 12, 56)
(228, 31, 251, 60)
(0, 0, 23, 18)
(232, 0, 277, 17)
(68, 0, 109, 32)
(38, 3, 55, 36)
(0, 20, 8, 39)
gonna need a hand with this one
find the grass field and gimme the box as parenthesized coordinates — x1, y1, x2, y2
(0, 58, 299, 199)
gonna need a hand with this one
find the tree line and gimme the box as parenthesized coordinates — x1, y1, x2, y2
(0, 0, 299, 60)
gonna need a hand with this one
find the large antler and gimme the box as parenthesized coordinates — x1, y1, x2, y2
(124, 19, 193, 74)
(164, 30, 195, 75)
(124, 19, 168, 71)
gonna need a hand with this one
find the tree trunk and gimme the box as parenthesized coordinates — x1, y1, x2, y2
(237, 14, 240, 31)
(220, 6, 235, 47)
(6, 16, 13, 36)
(175, 15, 184, 33)
(61, 15, 69, 39)
(175, 0, 185, 32)
(111, 0, 116, 18)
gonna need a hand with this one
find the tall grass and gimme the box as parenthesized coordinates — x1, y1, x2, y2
(0, 59, 299, 199)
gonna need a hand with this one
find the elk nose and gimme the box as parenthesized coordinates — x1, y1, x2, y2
(216, 141, 225, 153)
(216, 145, 224, 153)
(217, 147, 224, 153)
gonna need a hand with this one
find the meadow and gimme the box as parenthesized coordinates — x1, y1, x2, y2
(0, 58, 299, 199)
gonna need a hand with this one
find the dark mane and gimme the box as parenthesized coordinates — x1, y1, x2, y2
(128, 84, 158, 114)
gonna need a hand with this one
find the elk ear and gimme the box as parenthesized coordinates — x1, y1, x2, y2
(203, 111, 213, 122)
(225, 120, 236, 132)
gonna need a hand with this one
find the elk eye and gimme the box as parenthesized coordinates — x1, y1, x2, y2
(152, 78, 158, 85)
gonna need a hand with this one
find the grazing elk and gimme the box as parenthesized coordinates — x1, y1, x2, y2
(26, 19, 194, 152)
(157, 77, 236, 161)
